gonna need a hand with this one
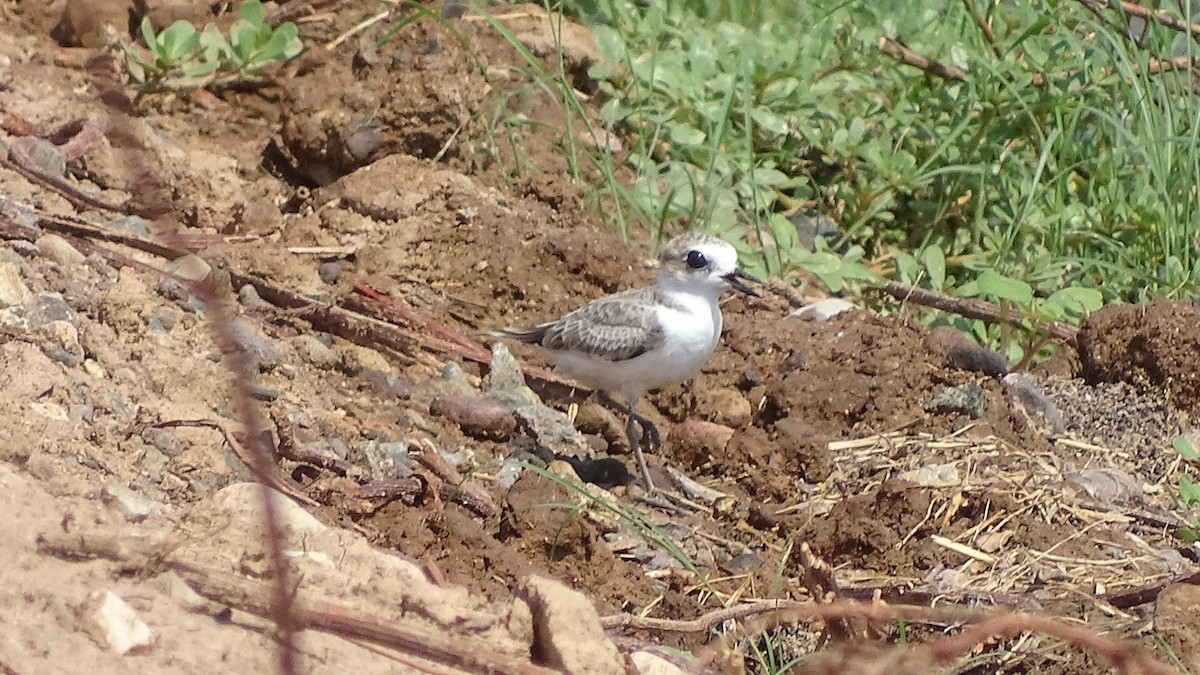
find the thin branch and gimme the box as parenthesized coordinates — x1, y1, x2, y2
(878, 281, 1079, 345)
(961, 0, 1003, 59)
(876, 36, 968, 82)
(1078, 0, 1200, 37)
(86, 51, 300, 675)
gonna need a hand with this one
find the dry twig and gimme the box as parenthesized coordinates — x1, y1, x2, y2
(878, 280, 1079, 345)
(86, 51, 301, 675)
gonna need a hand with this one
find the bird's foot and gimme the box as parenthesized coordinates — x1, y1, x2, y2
(630, 411, 663, 456)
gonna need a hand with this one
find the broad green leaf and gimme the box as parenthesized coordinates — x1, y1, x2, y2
(160, 21, 200, 61)
(140, 17, 157, 50)
(666, 121, 705, 146)
(1175, 436, 1199, 461)
(239, 0, 265, 25)
(590, 24, 625, 65)
(977, 270, 1033, 305)
(895, 252, 918, 284)
(1046, 287, 1103, 315)
(921, 246, 946, 290)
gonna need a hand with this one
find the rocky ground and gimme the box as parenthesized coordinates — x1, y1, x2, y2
(2, 2, 1200, 674)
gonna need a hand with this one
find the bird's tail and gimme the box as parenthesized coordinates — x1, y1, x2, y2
(487, 325, 548, 345)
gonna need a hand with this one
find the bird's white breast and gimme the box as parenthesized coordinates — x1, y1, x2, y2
(541, 290, 723, 402)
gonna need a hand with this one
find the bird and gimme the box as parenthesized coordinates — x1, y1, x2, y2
(490, 232, 760, 491)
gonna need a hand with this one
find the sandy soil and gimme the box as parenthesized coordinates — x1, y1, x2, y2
(1, 2, 1199, 674)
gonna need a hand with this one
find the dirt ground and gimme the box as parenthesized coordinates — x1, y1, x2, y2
(2, 2, 1199, 674)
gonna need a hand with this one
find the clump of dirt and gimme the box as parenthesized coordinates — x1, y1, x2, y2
(660, 308, 1024, 502)
(1077, 298, 1200, 413)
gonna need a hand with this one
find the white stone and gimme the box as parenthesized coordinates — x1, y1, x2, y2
(788, 297, 857, 321)
(0, 262, 30, 307)
(96, 591, 153, 655)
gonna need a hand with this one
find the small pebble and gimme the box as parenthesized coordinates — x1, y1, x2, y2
(247, 383, 280, 401)
(163, 254, 211, 282)
(788, 297, 856, 321)
(924, 383, 985, 419)
(228, 318, 282, 367)
(94, 591, 153, 655)
(108, 216, 151, 236)
(238, 284, 267, 309)
(35, 234, 85, 267)
(361, 440, 411, 480)
(142, 427, 185, 458)
(23, 139, 66, 177)
(293, 335, 338, 369)
(947, 344, 1008, 377)
(0, 262, 30, 307)
(429, 394, 517, 440)
(101, 478, 157, 522)
(27, 293, 77, 327)
(317, 260, 341, 284)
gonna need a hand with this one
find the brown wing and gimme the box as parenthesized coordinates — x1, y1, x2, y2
(494, 288, 665, 363)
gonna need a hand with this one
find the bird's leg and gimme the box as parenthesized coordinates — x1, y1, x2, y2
(628, 410, 663, 456)
(624, 401, 655, 492)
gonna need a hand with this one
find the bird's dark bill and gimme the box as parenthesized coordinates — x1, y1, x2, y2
(723, 269, 761, 297)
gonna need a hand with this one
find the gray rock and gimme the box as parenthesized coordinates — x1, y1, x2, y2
(293, 335, 338, 369)
(228, 318, 282, 367)
(487, 342, 541, 408)
(108, 216, 152, 236)
(34, 320, 83, 366)
(924, 383, 985, 419)
(0, 196, 39, 233)
(361, 440, 411, 480)
(35, 234, 85, 267)
(238, 284, 266, 309)
(26, 293, 77, 327)
(101, 478, 158, 522)
(317, 261, 341, 284)
(440, 361, 477, 396)
(142, 427, 185, 458)
(149, 307, 181, 332)
(163, 254, 210, 282)
(328, 437, 351, 459)
(23, 139, 66, 177)
(513, 404, 594, 458)
(247, 383, 280, 401)
(139, 445, 169, 483)
(0, 262, 30, 307)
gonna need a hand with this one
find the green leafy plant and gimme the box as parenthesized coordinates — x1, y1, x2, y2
(1171, 436, 1200, 542)
(579, 0, 1200, 334)
(125, 0, 302, 95)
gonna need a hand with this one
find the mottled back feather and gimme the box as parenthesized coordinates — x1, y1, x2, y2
(495, 287, 667, 362)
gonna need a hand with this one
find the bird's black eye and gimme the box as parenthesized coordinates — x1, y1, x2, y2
(685, 250, 707, 269)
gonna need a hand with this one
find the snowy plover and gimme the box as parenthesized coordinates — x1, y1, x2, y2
(492, 232, 760, 490)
